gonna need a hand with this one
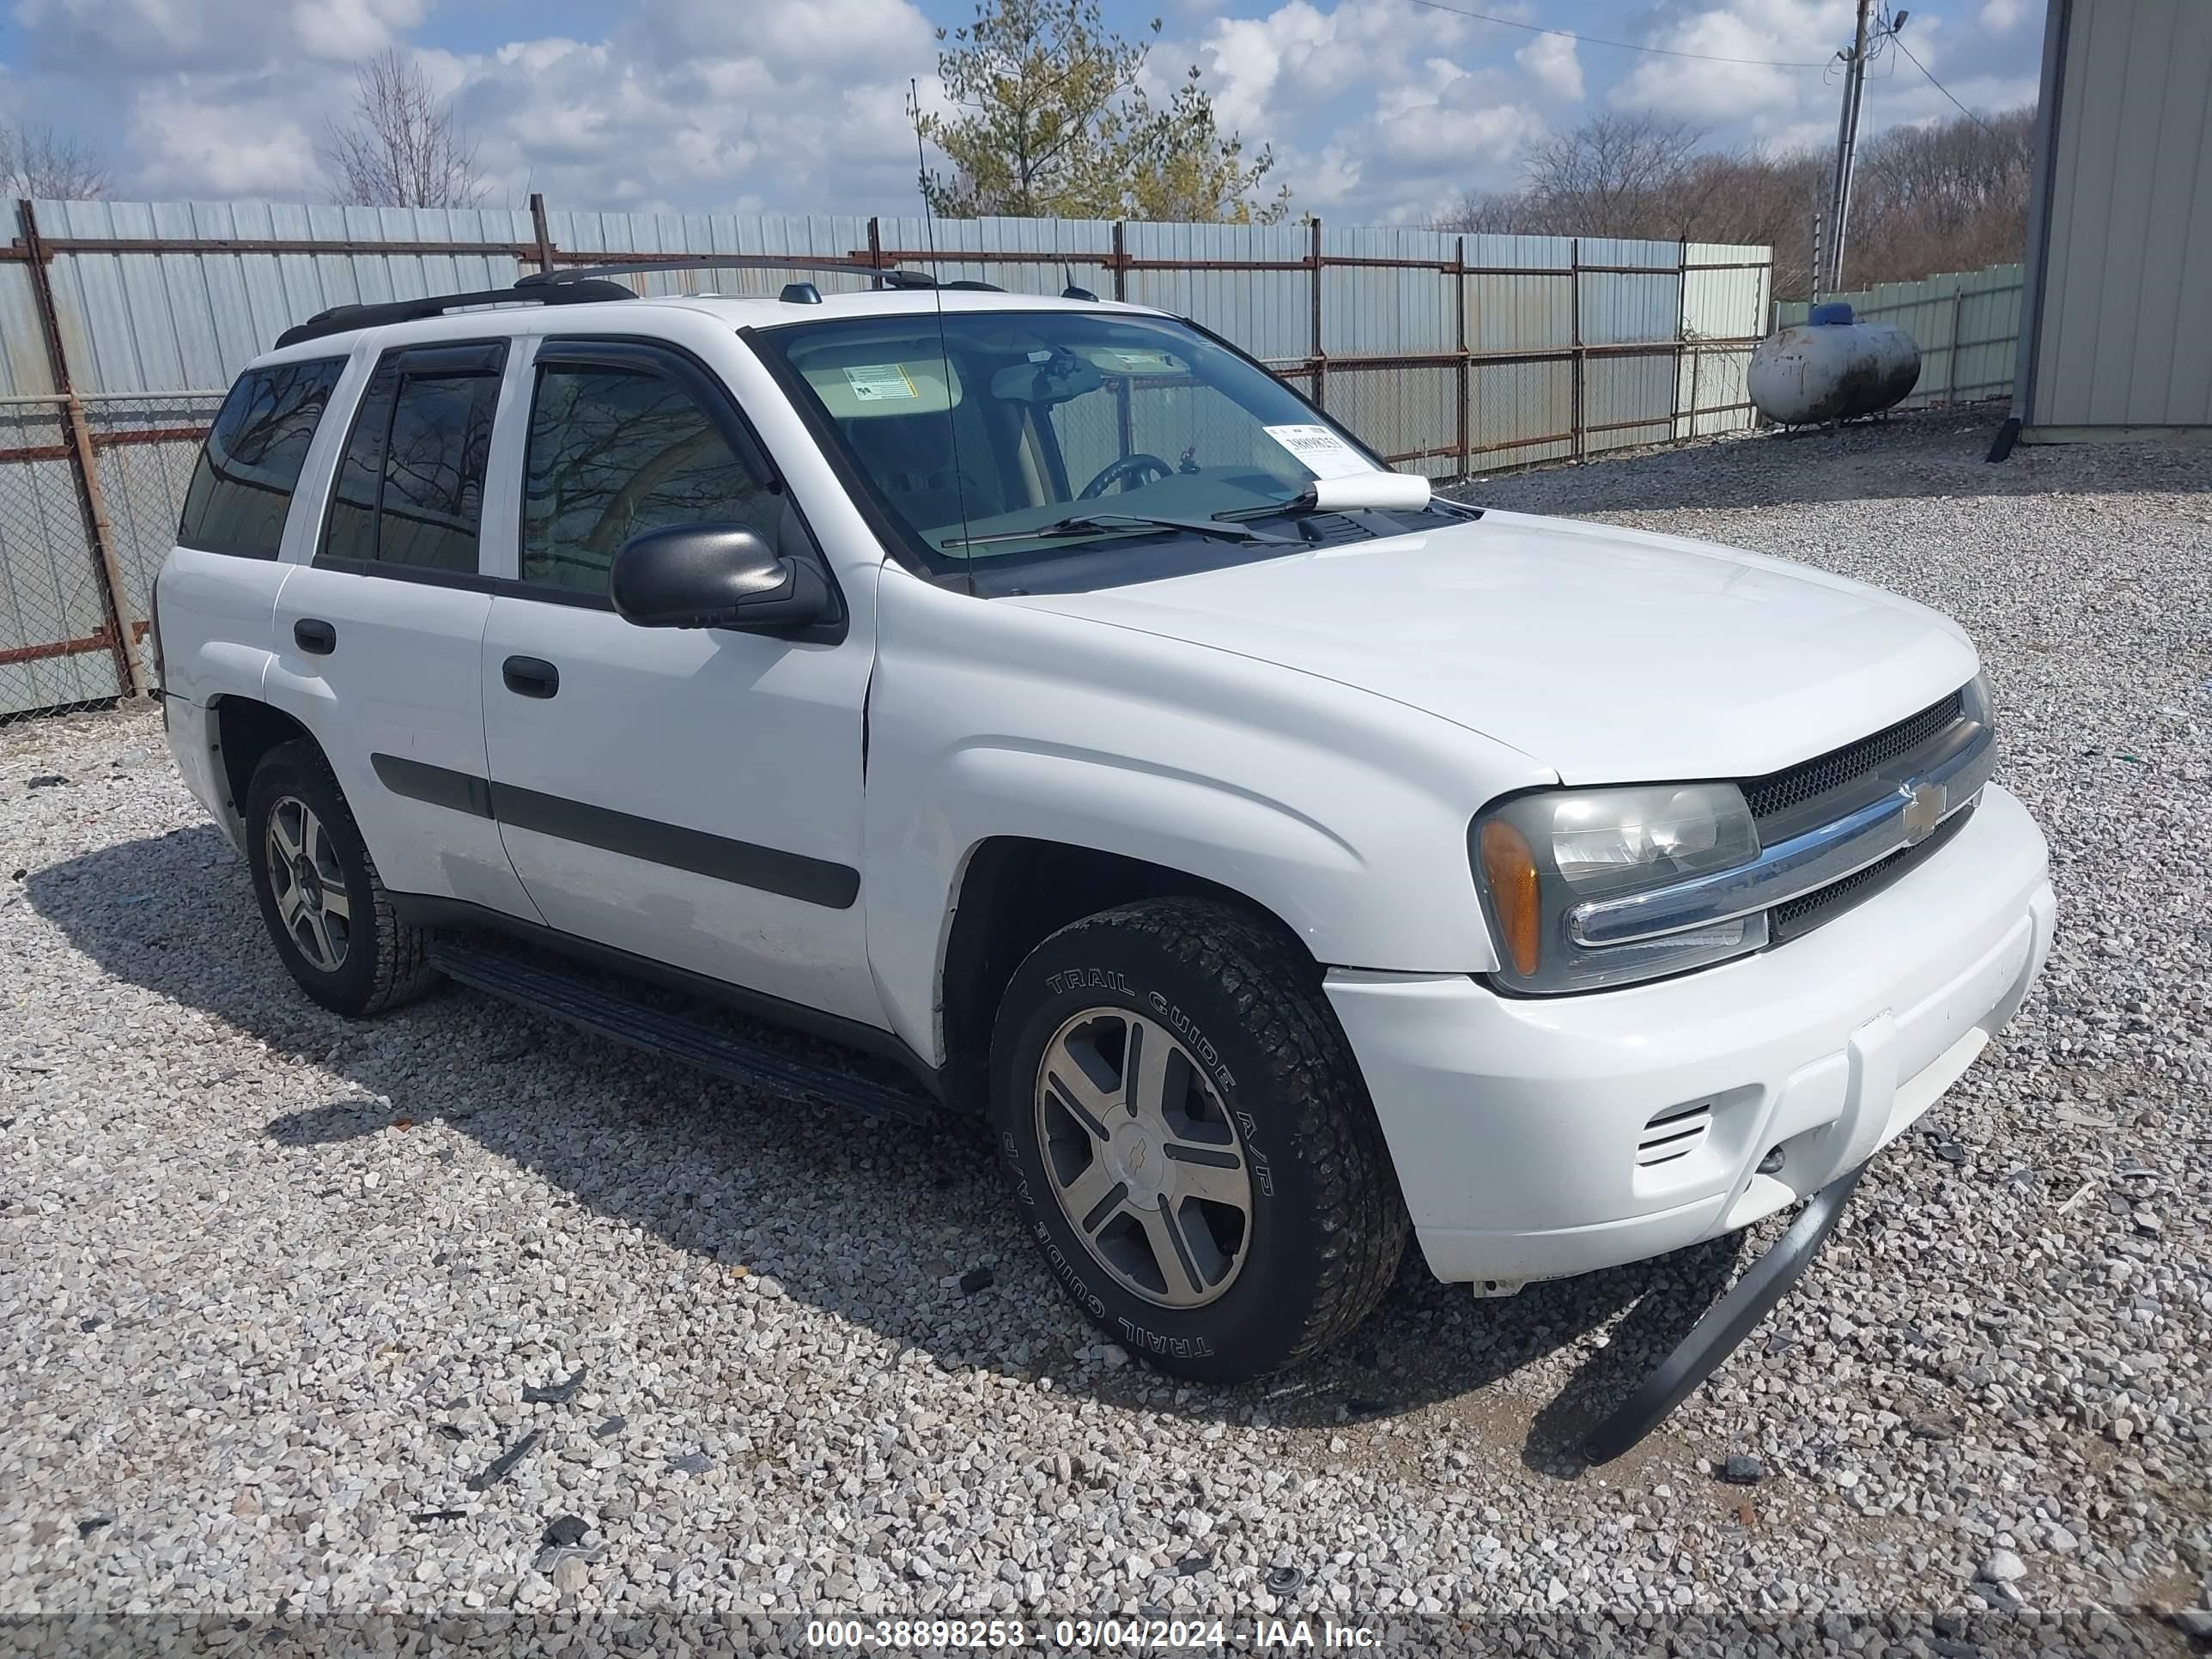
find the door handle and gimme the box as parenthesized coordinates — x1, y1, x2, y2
(501, 655, 560, 699)
(293, 618, 337, 655)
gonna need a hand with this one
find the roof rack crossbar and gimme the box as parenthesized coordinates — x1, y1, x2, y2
(272, 277, 639, 349)
(518, 255, 939, 290)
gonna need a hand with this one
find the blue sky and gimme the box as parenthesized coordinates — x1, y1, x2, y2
(0, 0, 2045, 223)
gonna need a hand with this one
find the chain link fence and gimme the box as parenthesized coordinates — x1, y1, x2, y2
(0, 394, 216, 725)
(0, 397, 131, 721)
(88, 392, 227, 693)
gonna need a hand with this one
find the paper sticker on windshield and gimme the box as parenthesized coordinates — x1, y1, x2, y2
(1107, 349, 1176, 373)
(1264, 423, 1377, 480)
(842, 363, 919, 402)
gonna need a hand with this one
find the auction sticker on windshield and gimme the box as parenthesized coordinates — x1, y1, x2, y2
(1263, 423, 1376, 480)
(843, 363, 919, 402)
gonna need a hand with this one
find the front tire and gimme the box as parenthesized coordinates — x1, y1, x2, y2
(244, 740, 439, 1017)
(991, 897, 1407, 1382)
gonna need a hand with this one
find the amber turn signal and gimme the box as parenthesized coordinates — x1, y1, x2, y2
(1478, 817, 1542, 979)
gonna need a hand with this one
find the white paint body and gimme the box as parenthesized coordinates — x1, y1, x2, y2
(1749, 320, 1922, 425)
(156, 289, 2053, 1289)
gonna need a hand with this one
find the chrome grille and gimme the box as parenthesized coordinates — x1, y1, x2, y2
(1768, 803, 1974, 942)
(1742, 690, 1966, 824)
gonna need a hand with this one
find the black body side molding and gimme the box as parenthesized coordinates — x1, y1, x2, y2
(370, 753, 859, 909)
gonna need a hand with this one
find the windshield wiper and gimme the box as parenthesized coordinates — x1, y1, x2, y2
(943, 511, 1295, 550)
(1214, 471, 1450, 525)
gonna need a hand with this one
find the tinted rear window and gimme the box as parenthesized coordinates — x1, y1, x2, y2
(177, 358, 346, 558)
(322, 345, 503, 574)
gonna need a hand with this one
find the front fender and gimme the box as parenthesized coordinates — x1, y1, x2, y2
(862, 569, 1551, 1064)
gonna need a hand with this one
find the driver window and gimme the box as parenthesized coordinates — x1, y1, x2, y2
(520, 363, 778, 592)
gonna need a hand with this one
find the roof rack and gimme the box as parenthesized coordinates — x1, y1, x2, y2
(520, 255, 1000, 294)
(522, 256, 908, 290)
(273, 277, 638, 349)
(270, 256, 1012, 350)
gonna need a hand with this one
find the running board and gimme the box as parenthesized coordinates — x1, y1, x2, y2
(426, 939, 940, 1127)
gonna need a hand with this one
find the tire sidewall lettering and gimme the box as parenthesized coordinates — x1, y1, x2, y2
(1000, 940, 1300, 1362)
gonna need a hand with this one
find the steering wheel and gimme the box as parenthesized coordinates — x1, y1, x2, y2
(1078, 453, 1175, 500)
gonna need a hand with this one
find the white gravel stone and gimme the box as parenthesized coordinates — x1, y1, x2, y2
(2, 409, 2205, 1645)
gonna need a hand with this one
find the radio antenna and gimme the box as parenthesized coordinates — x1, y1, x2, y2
(912, 77, 975, 598)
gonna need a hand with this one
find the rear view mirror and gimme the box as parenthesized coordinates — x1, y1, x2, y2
(989, 350, 1103, 407)
(611, 524, 833, 634)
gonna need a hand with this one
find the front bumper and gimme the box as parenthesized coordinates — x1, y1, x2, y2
(1328, 781, 2055, 1287)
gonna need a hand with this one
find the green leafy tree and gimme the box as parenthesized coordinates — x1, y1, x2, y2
(916, 0, 1287, 224)
(1127, 69, 1291, 226)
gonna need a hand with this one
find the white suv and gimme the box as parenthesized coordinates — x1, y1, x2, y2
(153, 263, 2055, 1431)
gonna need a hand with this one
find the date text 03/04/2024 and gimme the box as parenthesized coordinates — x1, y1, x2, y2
(803, 1618, 1386, 1650)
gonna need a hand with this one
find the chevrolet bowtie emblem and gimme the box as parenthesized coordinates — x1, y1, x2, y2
(1899, 779, 1946, 844)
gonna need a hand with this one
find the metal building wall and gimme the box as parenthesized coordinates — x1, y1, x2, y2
(2018, 0, 2212, 436)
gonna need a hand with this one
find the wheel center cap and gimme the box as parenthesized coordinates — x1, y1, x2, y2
(295, 856, 321, 905)
(1107, 1121, 1165, 1205)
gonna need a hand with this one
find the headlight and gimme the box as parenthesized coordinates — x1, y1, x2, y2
(1471, 781, 1764, 994)
(1962, 671, 1990, 729)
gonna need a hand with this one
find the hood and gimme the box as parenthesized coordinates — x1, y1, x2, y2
(1006, 508, 1978, 784)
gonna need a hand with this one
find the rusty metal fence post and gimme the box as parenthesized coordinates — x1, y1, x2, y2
(529, 191, 556, 274)
(1569, 238, 1584, 462)
(16, 199, 144, 699)
(1454, 236, 1470, 476)
(1308, 217, 1325, 411)
(1946, 285, 1966, 402)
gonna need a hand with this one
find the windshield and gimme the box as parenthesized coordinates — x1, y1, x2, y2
(751, 308, 1458, 589)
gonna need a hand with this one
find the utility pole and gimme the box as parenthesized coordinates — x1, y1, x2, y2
(1826, 0, 1876, 295)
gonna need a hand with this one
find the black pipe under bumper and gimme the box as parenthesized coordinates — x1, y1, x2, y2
(1583, 1161, 1867, 1464)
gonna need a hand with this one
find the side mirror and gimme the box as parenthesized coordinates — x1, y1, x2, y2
(610, 524, 834, 633)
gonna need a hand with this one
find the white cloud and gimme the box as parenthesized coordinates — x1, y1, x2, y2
(1176, 0, 1541, 222)
(1605, 2, 2040, 153)
(1189, 0, 1474, 137)
(1516, 32, 1583, 102)
(0, 0, 2041, 226)
(15, 0, 424, 70)
(447, 10, 933, 216)
(11, 0, 939, 216)
(1611, 1, 1847, 131)
(130, 83, 337, 196)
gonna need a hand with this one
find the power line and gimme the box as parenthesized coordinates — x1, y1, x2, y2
(1401, 0, 1833, 70)
(1888, 30, 1998, 131)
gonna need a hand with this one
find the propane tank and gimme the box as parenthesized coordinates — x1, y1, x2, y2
(1748, 302, 1921, 425)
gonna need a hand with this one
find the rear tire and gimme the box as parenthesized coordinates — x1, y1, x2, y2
(244, 741, 439, 1017)
(991, 896, 1406, 1382)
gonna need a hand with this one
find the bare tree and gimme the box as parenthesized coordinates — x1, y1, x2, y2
(1441, 107, 2034, 299)
(1844, 107, 2035, 289)
(0, 120, 110, 199)
(1444, 113, 1710, 239)
(319, 49, 487, 210)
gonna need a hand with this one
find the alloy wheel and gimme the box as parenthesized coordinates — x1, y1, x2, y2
(1033, 1007, 1254, 1308)
(265, 795, 351, 972)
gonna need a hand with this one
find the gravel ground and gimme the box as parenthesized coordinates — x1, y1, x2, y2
(3, 407, 2209, 1651)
